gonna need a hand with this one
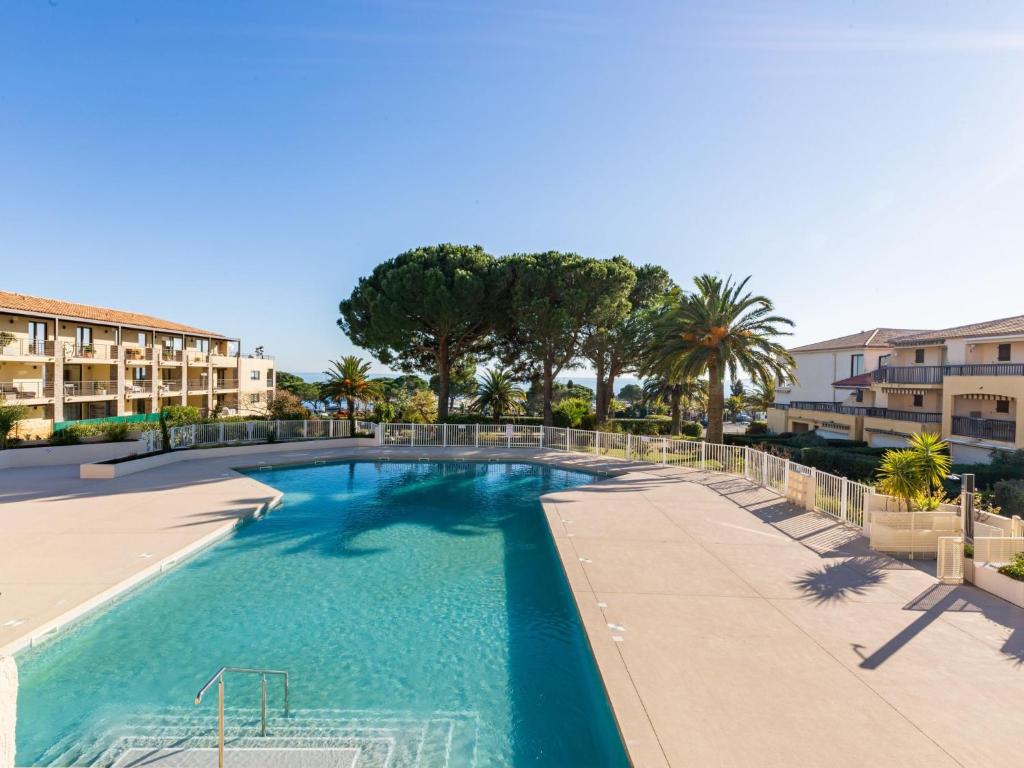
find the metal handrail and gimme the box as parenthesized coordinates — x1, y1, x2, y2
(194, 666, 289, 768)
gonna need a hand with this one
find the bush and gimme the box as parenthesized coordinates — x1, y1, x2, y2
(552, 397, 590, 428)
(992, 479, 1024, 517)
(610, 418, 672, 435)
(50, 424, 84, 445)
(998, 552, 1024, 582)
(745, 421, 769, 436)
(799, 447, 880, 482)
(103, 422, 133, 442)
(162, 405, 204, 426)
(442, 413, 544, 425)
(677, 421, 703, 438)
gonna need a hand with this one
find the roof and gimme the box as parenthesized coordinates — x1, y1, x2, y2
(832, 372, 873, 389)
(891, 315, 1024, 346)
(0, 290, 226, 338)
(790, 328, 930, 354)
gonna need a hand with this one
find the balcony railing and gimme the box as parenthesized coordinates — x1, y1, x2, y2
(158, 381, 182, 394)
(872, 366, 945, 385)
(789, 401, 870, 416)
(125, 381, 153, 396)
(865, 408, 943, 424)
(124, 346, 154, 362)
(214, 379, 239, 390)
(63, 343, 119, 361)
(63, 380, 117, 397)
(0, 381, 54, 400)
(186, 350, 210, 364)
(188, 378, 210, 391)
(951, 416, 1016, 443)
(944, 363, 1024, 377)
(159, 349, 184, 363)
(0, 339, 54, 357)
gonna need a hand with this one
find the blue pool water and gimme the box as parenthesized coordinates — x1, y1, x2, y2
(16, 461, 629, 767)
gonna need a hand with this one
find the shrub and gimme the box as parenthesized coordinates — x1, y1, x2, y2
(746, 421, 769, 436)
(998, 552, 1024, 582)
(677, 421, 703, 438)
(103, 422, 133, 442)
(0, 401, 29, 449)
(50, 424, 84, 445)
(610, 418, 672, 436)
(992, 479, 1024, 517)
(162, 405, 204, 425)
(799, 447, 880, 482)
(552, 397, 590, 428)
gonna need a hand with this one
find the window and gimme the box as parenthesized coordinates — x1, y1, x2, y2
(996, 400, 1010, 414)
(133, 367, 146, 381)
(855, 390, 864, 403)
(250, 370, 261, 381)
(250, 392, 261, 404)
(914, 349, 925, 364)
(850, 354, 864, 376)
(913, 394, 924, 408)
(137, 332, 146, 346)
(196, 339, 209, 353)
(998, 343, 1011, 362)
(76, 327, 92, 348)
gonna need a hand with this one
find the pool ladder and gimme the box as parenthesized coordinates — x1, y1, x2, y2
(194, 666, 290, 767)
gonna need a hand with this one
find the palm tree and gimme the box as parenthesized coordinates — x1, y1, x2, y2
(322, 356, 382, 429)
(471, 368, 526, 422)
(641, 376, 702, 434)
(746, 379, 776, 415)
(647, 275, 795, 444)
(878, 432, 952, 510)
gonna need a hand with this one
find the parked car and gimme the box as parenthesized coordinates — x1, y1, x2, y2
(735, 414, 752, 424)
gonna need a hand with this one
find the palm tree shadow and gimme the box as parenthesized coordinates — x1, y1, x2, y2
(793, 561, 886, 604)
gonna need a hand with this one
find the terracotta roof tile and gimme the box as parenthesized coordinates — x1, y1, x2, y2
(892, 315, 1024, 345)
(0, 290, 227, 338)
(790, 328, 930, 353)
(832, 372, 873, 388)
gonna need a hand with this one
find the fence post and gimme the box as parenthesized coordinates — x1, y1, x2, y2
(276, 420, 281, 442)
(443, 424, 449, 447)
(783, 459, 790, 496)
(594, 431, 600, 456)
(810, 468, 818, 512)
(761, 451, 768, 488)
(539, 427, 544, 449)
(840, 479, 849, 524)
(744, 448, 751, 480)
(662, 438, 667, 465)
(700, 440, 707, 470)
(303, 421, 308, 439)
(475, 424, 479, 448)
(626, 434, 633, 460)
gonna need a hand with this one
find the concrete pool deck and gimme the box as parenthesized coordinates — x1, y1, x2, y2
(2, 445, 1023, 767)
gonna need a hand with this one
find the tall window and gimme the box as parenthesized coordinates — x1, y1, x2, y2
(196, 338, 209, 353)
(914, 349, 925, 364)
(913, 394, 924, 408)
(137, 332, 146, 346)
(997, 343, 1011, 362)
(76, 327, 92, 349)
(850, 354, 864, 376)
(250, 370, 261, 381)
(27, 321, 46, 353)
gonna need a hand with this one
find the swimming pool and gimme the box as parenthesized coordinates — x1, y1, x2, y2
(16, 461, 629, 767)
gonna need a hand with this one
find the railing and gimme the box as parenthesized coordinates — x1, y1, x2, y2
(186, 350, 210, 364)
(769, 403, 789, 410)
(158, 380, 183, 394)
(951, 416, 1016, 443)
(125, 381, 153, 396)
(214, 379, 239, 390)
(0, 338, 54, 357)
(872, 366, 944, 384)
(194, 666, 289, 768)
(63, 380, 118, 397)
(124, 346, 154, 362)
(63, 342, 119, 360)
(163, 418, 353, 449)
(864, 408, 943, 424)
(973, 537, 1024, 565)
(788, 401, 869, 416)
(158, 349, 184, 363)
(0, 381, 54, 400)
(945, 363, 1024, 377)
(187, 379, 210, 391)
(937, 536, 965, 584)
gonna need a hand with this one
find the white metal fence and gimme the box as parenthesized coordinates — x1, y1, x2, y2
(150, 418, 355, 451)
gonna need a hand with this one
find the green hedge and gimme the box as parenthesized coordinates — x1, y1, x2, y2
(442, 413, 544, 425)
(798, 447, 881, 482)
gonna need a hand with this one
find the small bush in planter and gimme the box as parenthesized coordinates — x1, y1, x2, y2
(51, 424, 84, 445)
(998, 552, 1024, 582)
(103, 422, 133, 442)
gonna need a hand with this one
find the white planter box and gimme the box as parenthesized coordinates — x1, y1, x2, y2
(973, 563, 1024, 608)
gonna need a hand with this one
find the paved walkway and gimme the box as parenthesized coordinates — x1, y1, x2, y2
(542, 465, 1024, 768)
(2, 447, 1023, 767)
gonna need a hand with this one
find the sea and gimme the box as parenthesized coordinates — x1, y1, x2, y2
(293, 373, 642, 396)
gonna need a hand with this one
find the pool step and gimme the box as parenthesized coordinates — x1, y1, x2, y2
(36, 707, 480, 767)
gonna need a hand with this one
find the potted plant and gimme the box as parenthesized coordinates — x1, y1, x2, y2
(81, 343, 96, 358)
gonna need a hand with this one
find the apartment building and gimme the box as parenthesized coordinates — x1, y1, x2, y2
(0, 291, 275, 439)
(768, 315, 1024, 463)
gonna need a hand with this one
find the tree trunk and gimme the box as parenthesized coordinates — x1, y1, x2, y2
(605, 375, 616, 421)
(347, 396, 356, 429)
(543, 359, 554, 427)
(707, 357, 725, 443)
(436, 340, 450, 422)
(670, 385, 682, 434)
(594, 358, 606, 425)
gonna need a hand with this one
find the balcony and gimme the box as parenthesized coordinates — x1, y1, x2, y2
(1, 381, 54, 401)
(186, 350, 210, 365)
(865, 408, 942, 424)
(0, 339, 54, 358)
(789, 401, 870, 416)
(63, 380, 117, 398)
(158, 381, 182, 394)
(124, 346, 154, 363)
(945, 363, 1024, 377)
(158, 349, 184, 365)
(125, 381, 153, 397)
(214, 378, 239, 392)
(872, 366, 944, 385)
(63, 342, 119, 361)
(187, 378, 210, 392)
(951, 415, 1016, 443)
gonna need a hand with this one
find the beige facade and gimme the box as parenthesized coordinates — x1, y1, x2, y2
(0, 295, 274, 438)
(768, 315, 1024, 462)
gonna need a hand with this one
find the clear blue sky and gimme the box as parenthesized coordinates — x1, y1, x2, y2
(3, 2, 1024, 375)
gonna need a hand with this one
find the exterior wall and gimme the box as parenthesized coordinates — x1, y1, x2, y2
(942, 375, 1024, 449)
(886, 390, 942, 411)
(784, 407, 862, 441)
(863, 416, 936, 448)
(888, 345, 944, 366)
(949, 443, 1001, 464)
(766, 407, 787, 434)
(780, 346, 889, 405)
(237, 357, 275, 416)
(965, 340, 1024, 364)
